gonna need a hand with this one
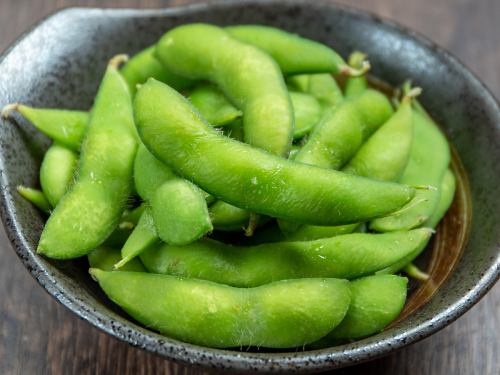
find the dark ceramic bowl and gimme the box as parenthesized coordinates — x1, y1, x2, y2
(0, 0, 498, 373)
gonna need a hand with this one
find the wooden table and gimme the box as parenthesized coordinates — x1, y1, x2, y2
(0, 1, 498, 374)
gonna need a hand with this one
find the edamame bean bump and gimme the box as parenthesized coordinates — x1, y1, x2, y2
(370, 109, 450, 231)
(134, 144, 212, 246)
(344, 51, 369, 98)
(135, 79, 415, 225)
(155, 23, 294, 156)
(290, 92, 322, 139)
(320, 274, 408, 343)
(37, 56, 137, 259)
(294, 89, 394, 169)
(343, 90, 419, 182)
(188, 84, 242, 126)
(40, 143, 77, 207)
(121, 46, 192, 94)
(210, 200, 250, 231)
(88, 246, 146, 272)
(288, 73, 343, 110)
(17, 186, 51, 213)
(91, 269, 351, 348)
(425, 168, 456, 228)
(140, 229, 431, 287)
(1, 104, 88, 151)
(226, 25, 368, 76)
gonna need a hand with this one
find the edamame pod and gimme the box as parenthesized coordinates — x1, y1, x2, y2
(294, 89, 394, 169)
(103, 204, 146, 248)
(188, 84, 242, 126)
(90, 269, 351, 348)
(134, 144, 212, 246)
(1, 104, 88, 151)
(135, 79, 415, 225)
(121, 45, 191, 94)
(140, 229, 432, 287)
(370, 110, 450, 231)
(155, 23, 294, 156)
(210, 200, 250, 231)
(38, 56, 138, 259)
(88, 246, 146, 272)
(40, 143, 77, 207)
(226, 25, 368, 76)
(318, 274, 408, 344)
(17, 186, 51, 213)
(425, 168, 456, 228)
(290, 92, 322, 139)
(343, 91, 417, 182)
(116, 207, 158, 269)
(288, 73, 343, 110)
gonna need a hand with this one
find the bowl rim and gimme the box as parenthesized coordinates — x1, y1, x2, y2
(0, 0, 498, 372)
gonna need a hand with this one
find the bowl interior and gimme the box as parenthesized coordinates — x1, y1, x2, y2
(0, 1, 498, 372)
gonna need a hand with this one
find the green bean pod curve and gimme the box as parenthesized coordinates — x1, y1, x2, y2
(37, 56, 138, 259)
(121, 45, 192, 94)
(370, 109, 450, 231)
(1, 104, 88, 151)
(188, 84, 243, 126)
(135, 79, 415, 226)
(90, 269, 351, 348)
(226, 25, 369, 76)
(155, 23, 294, 157)
(17, 186, 51, 213)
(313, 274, 408, 346)
(140, 229, 432, 287)
(39, 143, 78, 207)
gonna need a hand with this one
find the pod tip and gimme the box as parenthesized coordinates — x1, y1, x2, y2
(340, 60, 371, 77)
(1, 103, 20, 119)
(109, 54, 129, 69)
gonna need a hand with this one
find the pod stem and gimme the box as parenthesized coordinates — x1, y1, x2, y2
(109, 54, 129, 69)
(1, 103, 20, 119)
(339, 60, 371, 77)
(404, 263, 430, 281)
(113, 256, 132, 270)
(348, 51, 368, 68)
(244, 213, 259, 237)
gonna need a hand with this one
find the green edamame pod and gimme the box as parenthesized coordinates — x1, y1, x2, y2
(155, 23, 294, 157)
(136, 79, 415, 226)
(152, 179, 212, 245)
(226, 25, 368, 76)
(38, 56, 137, 259)
(283, 223, 360, 241)
(288, 73, 343, 110)
(91, 269, 351, 348)
(134, 144, 212, 246)
(103, 204, 146, 248)
(121, 45, 191, 94)
(115, 207, 158, 269)
(88, 246, 146, 272)
(210, 200, 250, 231)
(2, 104, 88, 151)
(290, 92, 322, 139)
(344, 51, 369, 98)
(188, 84, 242, 126)
(343, 91, 418, 182)
(294, 89, 394, 169)
(320, 275, 408, 343)
(17, 186, 51, 213)
(140, 229, 432, 287)
(370, 110, 450, 231)
(40, 143, 77, 207)
(425, 168, 456, 228)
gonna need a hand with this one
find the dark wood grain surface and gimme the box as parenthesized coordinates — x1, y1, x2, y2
(0, 1, 498, 374)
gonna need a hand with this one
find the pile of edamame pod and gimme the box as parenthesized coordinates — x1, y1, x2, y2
(4, 24, 456, 349)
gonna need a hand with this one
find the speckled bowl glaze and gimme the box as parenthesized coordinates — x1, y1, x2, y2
(0, 0, 498, 373)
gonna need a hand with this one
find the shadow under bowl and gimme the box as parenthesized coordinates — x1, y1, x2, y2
(0, 1, 498, 373)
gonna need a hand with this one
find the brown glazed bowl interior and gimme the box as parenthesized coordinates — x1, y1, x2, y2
(0, 1, 498, 373)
